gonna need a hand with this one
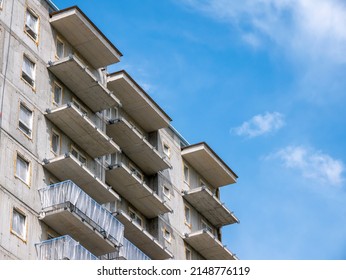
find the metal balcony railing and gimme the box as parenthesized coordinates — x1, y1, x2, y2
(120, 238, 151, 260)
(38, 180, 124, 247)
(35, 235, 99, 260)
(100, 238, 150, 260)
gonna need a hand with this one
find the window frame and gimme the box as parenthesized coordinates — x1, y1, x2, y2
(184, 204, 191, 227)
(70, 145, 87, 165)
(185, 246, 192, 260)
(72, 98, 88, 116)
(18, 101, 33, 138)
(128, 208, 143, 227)
(201, 219, 214, 235)
(183, 163, 190, 185)
(55, 37, 64, 59)
(52, 81, 63, 106)
(24, 7, 39, 43)
(15, 152, 31, 186)
(21, 54, 36, 89)
(162, 184, 171, 200)
(50, 129, 61, 155)
(104, 107, 117, 120)
(163, 142, 171, 158)
(163, 227, 172, 243)
(11, 207, 27, 242)
(129, 163, 144, 181)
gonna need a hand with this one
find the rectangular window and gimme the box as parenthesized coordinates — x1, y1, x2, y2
(129, 208, 143, 227)
(184, 205, 191, 226)
(72, 99, 88, 116)
(104, 154, 112, 166)
(183, 164, 189, 184)
(15, 154, 30, 185)
(129, 164, 143, 181)
(11, 208, 27, 240)
(185, 247, 192, 260)
(52, 82, 62, 105)
(25, 8, 39, 41)
(163, 143, 171, 158)
(51, 130, 60, 155)
(104, 107, 117, 120)
(71, 146, 87, 165)
(162, 185, 170, 199)
(163, 228, 171, 243)
(18, 102, 33, 137)
(56, 38, 64, 59)
(22, 55, 35, 87)
(201, 220, 214, 235)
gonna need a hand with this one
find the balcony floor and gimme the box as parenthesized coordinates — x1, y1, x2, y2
(43, 154, 119, 204)
(50, 6, 121, 68)
(106, 164, 171, 218)
(116, 211, 173, 260)
(183, 187, 239, 227)
(107, 119, 170, 174)
(40, 207, 117, 256)
(107, 71, 171, 132)
(184, 230, 236, 260)
(48, 56, 120, 112)
(46, 104, 120, 158)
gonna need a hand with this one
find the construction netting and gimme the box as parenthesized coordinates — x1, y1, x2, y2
(35, 235, 99, 260)
(38, 180, 124, 247)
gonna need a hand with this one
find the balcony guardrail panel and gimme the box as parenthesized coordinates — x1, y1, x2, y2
(35, 235, 99, 260)
(39, 180, 124, 247)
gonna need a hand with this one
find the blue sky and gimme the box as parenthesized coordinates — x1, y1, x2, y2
(52, 0, 346, 259)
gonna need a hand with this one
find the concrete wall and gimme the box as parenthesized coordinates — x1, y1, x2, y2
(0, 0, 233, 260)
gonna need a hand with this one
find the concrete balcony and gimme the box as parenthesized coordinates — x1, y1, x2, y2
(46, 103, 120, 158)
(38, 181, 124, 256)
(43, 153, 119, 204)
(49, 6, 122, 68)
(107, 70, 171, 132)
(183, 187, 239, 227)
(106, 159, 172, 218)
(48, 55, 121, 112)
(181, 142, 238, 188)
(107, 117, 170, 175)
(184, 230, 237, 260)
(35, 235, 99, 260)
(116, 210, 173, 260)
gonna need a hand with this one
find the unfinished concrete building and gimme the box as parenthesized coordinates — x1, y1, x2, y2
(0, 0, 239, 260)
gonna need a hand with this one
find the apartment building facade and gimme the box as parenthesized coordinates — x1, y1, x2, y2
(0, 0, 239, 260)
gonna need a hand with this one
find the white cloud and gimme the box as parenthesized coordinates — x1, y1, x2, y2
(182, 0, 346, 64)
(233, 112, 285, 138)
(273, 146, 344, 186)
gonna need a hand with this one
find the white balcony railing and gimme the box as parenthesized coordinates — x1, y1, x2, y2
(38, 180, 124, 247)
(35, 235, 99, 260)
(100, 238, 150, 260)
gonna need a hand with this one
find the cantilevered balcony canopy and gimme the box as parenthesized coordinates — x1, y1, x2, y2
(183, 187, 239, 228)
(181, 142, 238, 188)
(107, 71, 171, 132)
(116, 211, 173, 260)
(43, 154, 119, 204)
(46, 104, 120, 158)
(48, 55, 121, 112)
(184, 230, 237, 260)
(106, 163, 172, 218)
(50, 6, 122, 68)
(107, 118, 170, 175)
